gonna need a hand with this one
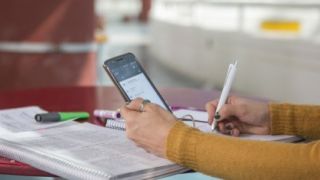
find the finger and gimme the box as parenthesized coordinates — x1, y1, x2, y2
(222, 122, 237, 136)
(224, 122, 234, 131)
(240, 124, 269, 135)
(206, 99, 219, 108)
(205, 99, 219, 124)
(218, 122, 225, 132)
(120, 104, 141, 122)
(219, 104, 245, 120)
(205, 104, 215, 125)
(226, 95, 237, 104)
(230, 128, 240, 136)
(217, 120, 235, 134)
(126, 98, 144, 111)
(219, 117, 258, 135)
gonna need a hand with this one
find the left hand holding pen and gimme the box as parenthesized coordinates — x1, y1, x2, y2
(120, 98, 177, 157)
(206, 96, 271, 136)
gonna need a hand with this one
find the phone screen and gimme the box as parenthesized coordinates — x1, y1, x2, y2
(106, 56, 170, 111)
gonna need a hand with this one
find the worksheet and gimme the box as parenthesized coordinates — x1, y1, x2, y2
(0, 106, 75, 133)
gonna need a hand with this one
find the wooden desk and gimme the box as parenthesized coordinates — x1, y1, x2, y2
(0, 86, 219, 176)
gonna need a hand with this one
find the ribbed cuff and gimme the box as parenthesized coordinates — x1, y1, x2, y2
(166, 121, 200, 170)
(269, 103, 298, 135)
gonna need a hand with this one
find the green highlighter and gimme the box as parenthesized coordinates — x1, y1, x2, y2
(35, 112, 89, 123)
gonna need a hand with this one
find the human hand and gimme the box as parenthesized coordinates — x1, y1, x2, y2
(205, 96, 270, 136)
(120, 98, 177, 157)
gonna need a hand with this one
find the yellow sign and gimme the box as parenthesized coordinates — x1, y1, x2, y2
(261, 20, 300, 33)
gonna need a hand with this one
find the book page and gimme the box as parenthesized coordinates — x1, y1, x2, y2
(3, 123, 184, 179)
(0, 106, 76, 133)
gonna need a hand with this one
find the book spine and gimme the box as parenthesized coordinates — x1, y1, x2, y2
(0, 138, 111, 180)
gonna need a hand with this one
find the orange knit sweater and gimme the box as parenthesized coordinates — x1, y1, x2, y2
(166, 104, 320, 179)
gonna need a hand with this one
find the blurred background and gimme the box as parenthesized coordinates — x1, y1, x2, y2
(1, 0, 320, 104)
(1, 0, 320, 179)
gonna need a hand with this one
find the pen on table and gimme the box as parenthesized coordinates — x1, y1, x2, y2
(35, 112, 89, 123)
(211, 61, 238, 132)
(94, 109, 121, 119)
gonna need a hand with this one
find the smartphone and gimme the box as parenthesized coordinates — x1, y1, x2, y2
(103, 53, 171, 112)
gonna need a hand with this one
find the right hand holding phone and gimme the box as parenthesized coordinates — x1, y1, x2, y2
(205, 96, 271, 136)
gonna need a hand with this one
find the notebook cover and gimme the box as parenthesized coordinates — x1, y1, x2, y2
(0, 157, 53, 176)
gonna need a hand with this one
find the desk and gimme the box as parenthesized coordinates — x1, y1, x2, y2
(0, 86, 219, 176)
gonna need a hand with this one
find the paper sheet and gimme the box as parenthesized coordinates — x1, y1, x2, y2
(173, 109, 208, 122)
(174, 109, 301, 142)
(0, 106, 76, 133)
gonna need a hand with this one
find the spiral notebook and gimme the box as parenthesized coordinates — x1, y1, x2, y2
(0, 106, 188, 179)
(106, 109, 302, 143)
(0, 122, 188, 180)
(106, 119, 126, 131)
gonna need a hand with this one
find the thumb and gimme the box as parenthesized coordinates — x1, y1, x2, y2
(120, 104, 140, 120)
(126, 98, 144, 111)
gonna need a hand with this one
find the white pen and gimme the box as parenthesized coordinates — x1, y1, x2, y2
(211, 61, 238, 132)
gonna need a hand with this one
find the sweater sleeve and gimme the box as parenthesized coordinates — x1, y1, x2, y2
(166, 121, 320, 180)
(270, 104, 320, 139)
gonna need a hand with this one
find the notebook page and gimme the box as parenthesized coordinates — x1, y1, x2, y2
(173, 109, 208, 122)
(174, 109, 301, 142)
(0, 106, 76, 133)
(2, 123, 184, 179)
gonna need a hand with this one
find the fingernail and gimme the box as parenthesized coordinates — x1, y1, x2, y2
(214, 112, 220, 120)
(230, 129, 237, 137)
(230, 129, 234, 136)
(144, 99, 151, 103)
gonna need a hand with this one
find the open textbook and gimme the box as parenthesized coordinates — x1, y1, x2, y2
(0, 106, 187, 179)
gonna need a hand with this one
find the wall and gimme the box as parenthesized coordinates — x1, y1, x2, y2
(149, 2, 320, 104)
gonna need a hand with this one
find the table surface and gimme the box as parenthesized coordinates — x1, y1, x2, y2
(0, 86, 220, 176)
